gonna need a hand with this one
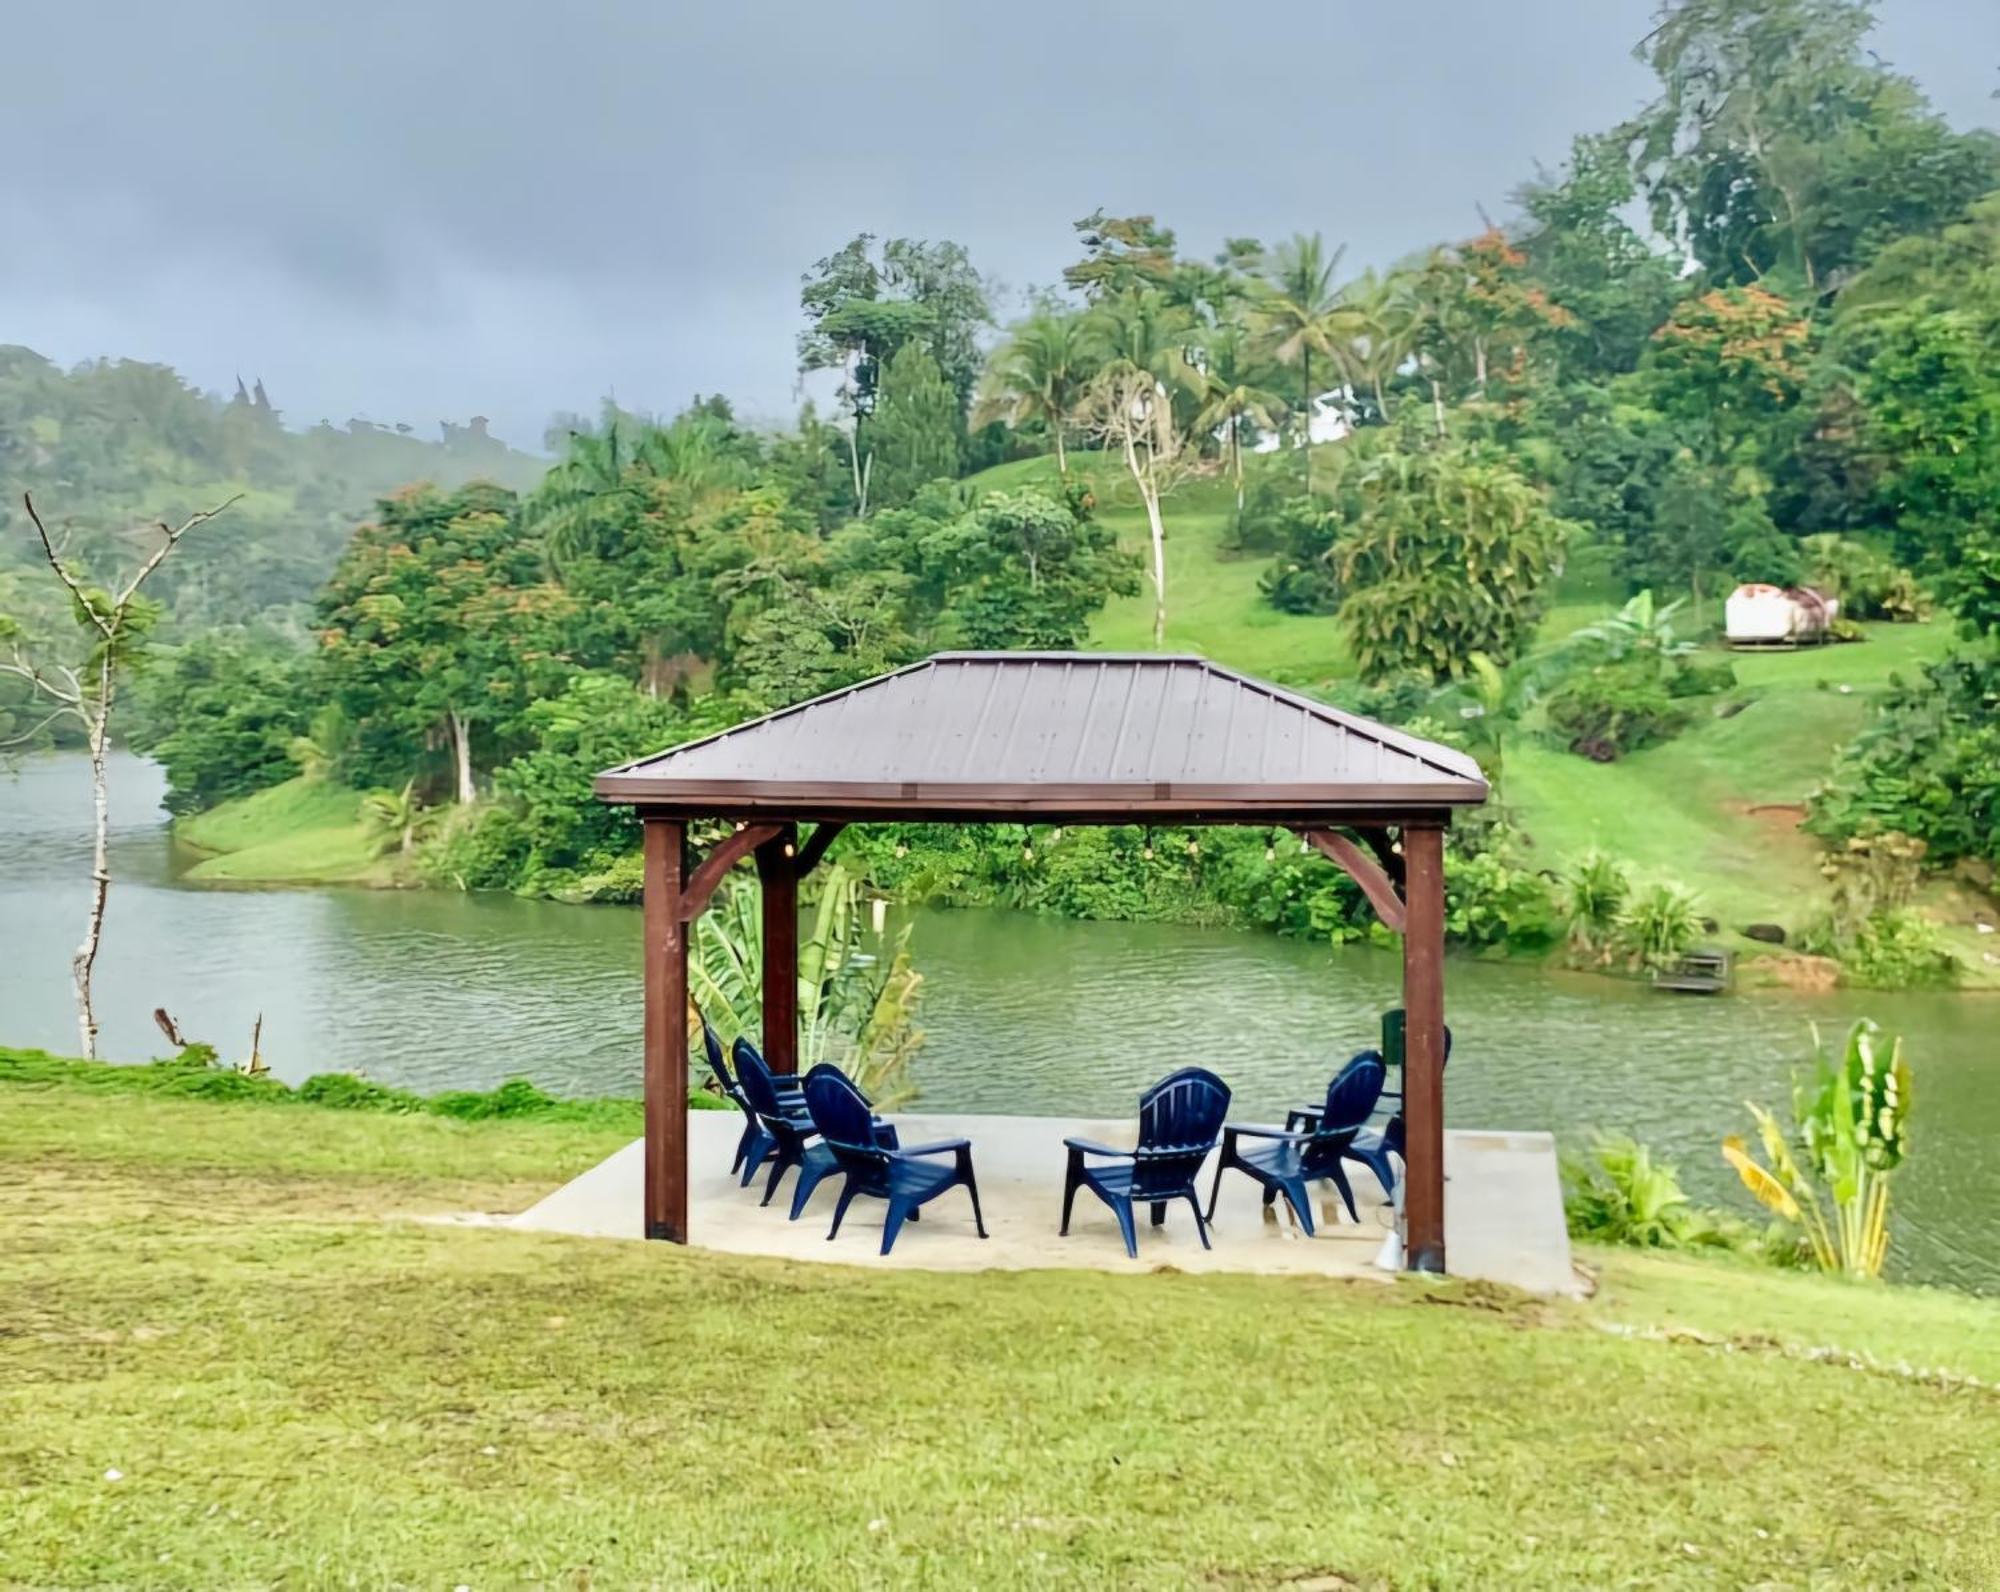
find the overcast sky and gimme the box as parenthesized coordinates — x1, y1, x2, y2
(8, 1, 1996, 451)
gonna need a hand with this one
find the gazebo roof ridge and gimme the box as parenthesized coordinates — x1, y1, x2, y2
(595, 650, 1488, 816)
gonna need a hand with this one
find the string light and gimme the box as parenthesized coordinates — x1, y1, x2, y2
(1049, 827, 1063, 844)
(894, 843, 908, 858)
(1186, 837, 1200, 857)
(1141, 827, 1154, 861)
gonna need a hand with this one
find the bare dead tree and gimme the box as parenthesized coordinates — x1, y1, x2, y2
(1, 492, 237, 1057)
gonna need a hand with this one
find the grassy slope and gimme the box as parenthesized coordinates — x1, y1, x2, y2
(174, 775, 388, 885)
(974, 451, 1354, 683)
(967, 453, 1981, 971)
(4, 1078, 1997, 1588)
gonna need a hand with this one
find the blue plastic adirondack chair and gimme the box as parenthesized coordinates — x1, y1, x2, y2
(1292, 1014, 1453, 1199)
(732, 1041, 820, 1204)
(701, 1021, 801, 1178)
(802, 1064, 987, 1255)
(1208, 1051, 1387, 1234)
(1060, 1066, 1231, 1258)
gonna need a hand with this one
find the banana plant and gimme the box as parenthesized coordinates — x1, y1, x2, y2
(690, 862, 923, 1105)
(1724, 1020, 1911, 1277)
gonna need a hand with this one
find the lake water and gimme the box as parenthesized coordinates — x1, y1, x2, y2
(4, 752, 1996, 1293)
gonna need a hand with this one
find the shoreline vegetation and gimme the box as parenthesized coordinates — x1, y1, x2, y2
(4, 1064, 1999, 1583)
(152, 492, 1997, 995)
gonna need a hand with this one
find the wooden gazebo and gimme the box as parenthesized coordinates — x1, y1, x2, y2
(595, 652, 1487, 1271)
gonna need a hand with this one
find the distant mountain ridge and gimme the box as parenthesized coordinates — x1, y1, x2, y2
(0, 344, 546, 630)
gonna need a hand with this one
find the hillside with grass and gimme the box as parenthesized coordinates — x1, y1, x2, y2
(961, 450, 1990, 983)
(4, 1061, 1997, 1586)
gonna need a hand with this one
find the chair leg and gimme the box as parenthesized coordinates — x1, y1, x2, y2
(761, 1148, 796, 1208)
(1279, 1178, 1316, 1238)
(964, 1175, 988, 1239)
(789, 1161, 829, 1222)
(1112, 1196, 1139, 1260)
(1205, 1159, 1227, 1222)
(1149, 1201, 1167, 1228)
(827, 1182, 859, 1240)
(880, 1198, 912, 1256)
(1185, 1192, 1212, 1250)
(1060, 1167, 1081, 1236)
(730, 1124, 752, 1176)
(1329, 1164, 1360, 1225)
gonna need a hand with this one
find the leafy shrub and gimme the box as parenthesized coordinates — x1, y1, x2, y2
(1443, 850, 1560, 950)
(1563, 1133, 1747, 1250)
(296, 1073, 423, 1112)
(1800, 533, 1931, 622)
(1615, 881, 1704, 969)
(1560, 852, 1630, 965)
(1808, 654, 2000, 869)
(1545, 658, 1689, 760)
(1802, 908, 1959, 990)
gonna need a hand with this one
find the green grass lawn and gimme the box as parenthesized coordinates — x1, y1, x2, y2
(5, 1072, 1998, 1587)
(1505, 621, 1958, 954)
(174, 775, 390, 886)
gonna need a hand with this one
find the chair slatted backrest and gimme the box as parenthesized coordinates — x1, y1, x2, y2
(701, 1021, 732, 1092)
(1300, 1051, 1387, 1177)
(1130, 1066, 1231, 1199)
(732, 1040, 791, 1123)
(803, 1064, 893, 1190)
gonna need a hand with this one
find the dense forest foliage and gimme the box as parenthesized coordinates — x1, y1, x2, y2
(5, 0, 1997, 982)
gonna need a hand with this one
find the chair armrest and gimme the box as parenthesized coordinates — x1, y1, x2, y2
(1285, 1105, 1323, 1131)
(1227, 1122, 1312, 1145)
(897, 1137, 973, 1158)
(1062, 1137, 1131, 1158)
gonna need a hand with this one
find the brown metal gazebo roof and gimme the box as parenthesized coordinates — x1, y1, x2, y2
(594, 652, 1487, 819)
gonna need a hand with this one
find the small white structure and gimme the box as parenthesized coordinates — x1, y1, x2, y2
(1726, 583, 1839, 648)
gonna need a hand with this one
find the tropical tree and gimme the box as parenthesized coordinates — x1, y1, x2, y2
(1254, 233, 1364, 485)
(1191, 323, 1284, 521)
(1335, 427, 1574, 682)
(867, 342, 962, 510)
(0, 491, 235, 1056)
(977, 309, 1098, 476)
(316, 483, 578, 803)
(361, 780, 435, 858)
(1335, 267, 1420, 422)
(1077, 288, 1200, 644)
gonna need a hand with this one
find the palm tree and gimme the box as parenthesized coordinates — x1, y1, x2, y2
(1254, 234, 1365, 489)
(1337, 267, 1419, 423)
(361, 781, 435, 859)
(977, 310, 1097, 476)
(1191, 324, 1284, 523)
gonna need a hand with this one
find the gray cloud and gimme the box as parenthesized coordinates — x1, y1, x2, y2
(7, 0, 1995, 448)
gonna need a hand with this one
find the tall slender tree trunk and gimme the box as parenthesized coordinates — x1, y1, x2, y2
(449, 709, 476, 805)
(1302, 349, 1315, 494)
(1429, 374, 1447, 440)
(1373, 371, 1390, 421)
(73, 661, 112, 1059)
(1232, 427, 1245, 524)
(1121, 427, 1169, 647)
(1053, 422, 1068, 478)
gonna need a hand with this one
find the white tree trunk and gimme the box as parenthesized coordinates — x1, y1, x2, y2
(1053, 427, 1068, 478)
(450, 710, 476, 805)
(73, 664, 112, 1059)
(1120, 426, 1169, 646)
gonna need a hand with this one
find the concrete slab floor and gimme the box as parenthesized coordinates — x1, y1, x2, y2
(502, 1112, 1578, 1295)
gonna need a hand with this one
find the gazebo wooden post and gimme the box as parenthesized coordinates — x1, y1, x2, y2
(756, 823, 800, 1073)
(1400, 821, 1448, 1273)
(641, 816, 689, 1242)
